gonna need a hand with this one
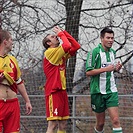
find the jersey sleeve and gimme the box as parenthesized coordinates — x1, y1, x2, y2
(58, 31, 71, 53)
(63, 30, 80, 56)
(86, 49, 99, 71)
(9, 55, 21, 80)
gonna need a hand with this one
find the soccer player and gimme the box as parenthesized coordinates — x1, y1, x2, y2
(86, 27, 123, 133)
(42, 26, 80, 133)
(0, 29, 32, 133)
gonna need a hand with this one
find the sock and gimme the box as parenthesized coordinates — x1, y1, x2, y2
(113, 127, 123, 133)
(57, 130, 66, 133)
(94, 127, 104, 133)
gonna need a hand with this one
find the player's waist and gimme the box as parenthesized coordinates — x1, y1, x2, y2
(45, 88, 66, 96)
(0, 84, 17, 100)
(0, 98, 18, 103)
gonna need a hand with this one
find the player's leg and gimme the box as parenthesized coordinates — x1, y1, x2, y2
(0, 125, 2, 133)
(45, 94, 58, 133)
(57, 120, 67, 133)
(107, 92, 123, 133)
(91, 94, 106, 133)
(108, 107, 122, 133)
(57, 91, 69, 133)
(3, 99, 20, 133)
(46, 120, 58, 133)
(94, 112, 105, 133)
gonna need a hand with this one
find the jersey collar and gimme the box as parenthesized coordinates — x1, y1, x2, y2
(0, 54, 8, 58)
(98, 43, 111, 52)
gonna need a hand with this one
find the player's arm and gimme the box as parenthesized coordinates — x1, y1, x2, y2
(53, 26, 71, 53)
(86, 50, 115, 76)
(86, 65, 115, 76)
(13, 57, 32, 115)
(45, 27, 72, 65)
(0, 71, 4, 83)
(63, 30, 80, 56)
(58, 31, 71, 53)
(17, 82, 32, 115)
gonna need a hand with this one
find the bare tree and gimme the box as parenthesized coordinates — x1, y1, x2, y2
(1, 0, 132, 69)
(1, 0, 132, 132)
(0, 0, 132, 94)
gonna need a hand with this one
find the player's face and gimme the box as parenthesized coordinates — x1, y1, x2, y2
(101, 33, 114, 50)
(47, 34, 60, 48)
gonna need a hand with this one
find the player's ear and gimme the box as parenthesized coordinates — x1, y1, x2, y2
(100, 36, 103, 41)
(3, 39, 8, 46)
(46, 40, 52, 46)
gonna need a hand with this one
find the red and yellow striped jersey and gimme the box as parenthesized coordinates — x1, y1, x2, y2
(0, 54, 21, 93)
(43, 31, 80, 96)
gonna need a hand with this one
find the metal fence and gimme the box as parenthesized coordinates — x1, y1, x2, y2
(19, 94, 133, 133)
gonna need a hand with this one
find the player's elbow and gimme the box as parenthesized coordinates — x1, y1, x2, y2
(75, 44, 81, 51)
(77, 44, 81, 49)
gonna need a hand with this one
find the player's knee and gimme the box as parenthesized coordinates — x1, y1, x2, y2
(48, 120, 58, 130)
(58, 120, 67, 130)
(51, 122, 58, 129)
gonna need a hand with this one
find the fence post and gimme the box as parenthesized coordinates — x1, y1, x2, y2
(72, 95, 76, 133)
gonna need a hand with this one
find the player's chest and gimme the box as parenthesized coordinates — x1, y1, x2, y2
(0, 57, 14, 72)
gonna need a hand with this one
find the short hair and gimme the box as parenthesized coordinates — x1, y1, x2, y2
(0, 30, 10, 44)
(42, 34, 51, 49)
(100, 27, 114, 38)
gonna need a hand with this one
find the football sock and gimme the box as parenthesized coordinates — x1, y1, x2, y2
(57, 130, 66, 133)
(94, 127, 104, 133)
(113, 127, 123, 133)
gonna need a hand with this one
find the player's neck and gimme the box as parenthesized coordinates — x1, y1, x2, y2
(0, 48, 8, 57)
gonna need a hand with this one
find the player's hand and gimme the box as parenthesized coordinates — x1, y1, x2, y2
(0, 72, 4, 82)
(105, 65, 115, 72)
(114, 61, 122, 72)
(25, 102, 32, 115)
(53, 26, 62, 35)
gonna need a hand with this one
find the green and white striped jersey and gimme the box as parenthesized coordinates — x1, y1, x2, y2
(86, 43, 117, 94)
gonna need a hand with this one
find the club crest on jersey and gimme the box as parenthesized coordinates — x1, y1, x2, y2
(91, 104, 96, 110)
(3, 64, 8, 67)
(102, 64, 108, 67)
(101, 62, 112, 68)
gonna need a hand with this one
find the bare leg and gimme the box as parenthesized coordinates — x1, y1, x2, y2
(46, 120, 57, 133)
(108, 107, 123, 132)
(95, 112, 105, 132)
(108, 107, 121, 128)
(57, 120, 67, 133)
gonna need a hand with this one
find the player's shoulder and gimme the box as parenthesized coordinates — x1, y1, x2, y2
(91, 45, 100, 55)
(44, 48, 53, 57)
(93, 46, 100, 52)
(45, 46, 62, 56)
(7, 54, 17, 61)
